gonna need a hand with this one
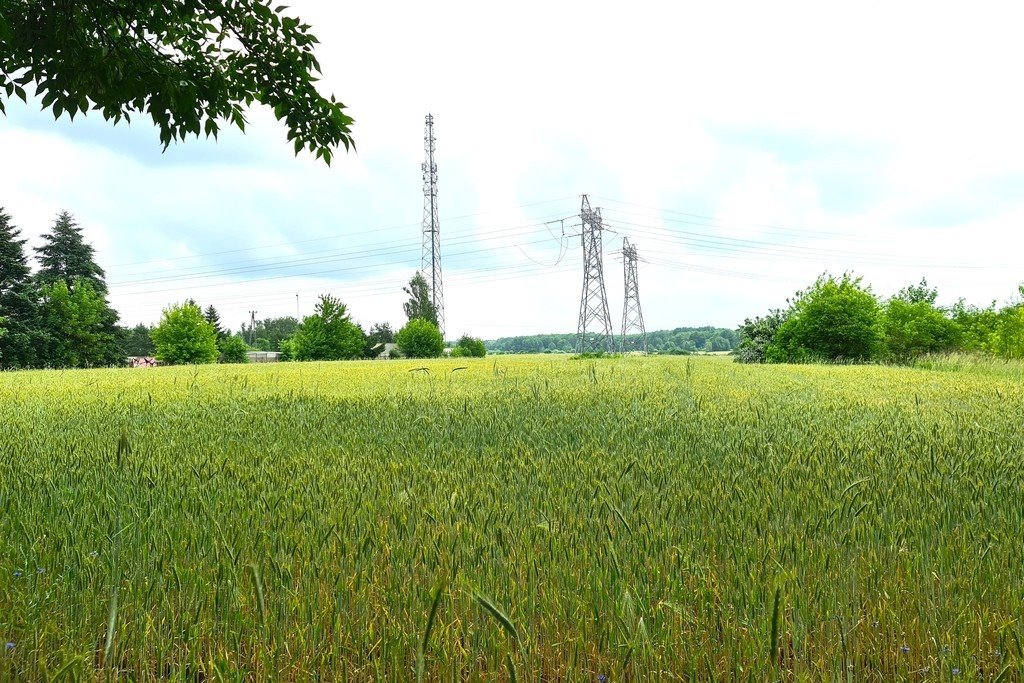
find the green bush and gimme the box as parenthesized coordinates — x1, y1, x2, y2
(218, 335, 250, 364)
(151, 302, 219, 365)
(396, 319, 443, 359)
(454, 334, 486, 358)
(767, 273, 882, 363)
(293, 295, 365, 361)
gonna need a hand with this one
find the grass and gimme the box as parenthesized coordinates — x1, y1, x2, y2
(0, 355, 1022, 680)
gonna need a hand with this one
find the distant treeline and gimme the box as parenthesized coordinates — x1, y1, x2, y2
(485, 327, 740, 354)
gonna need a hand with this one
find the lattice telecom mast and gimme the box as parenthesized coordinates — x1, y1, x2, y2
(421, 113, 445, 337)
(576, 195, 614, 353)
(620, 237, 647, 353)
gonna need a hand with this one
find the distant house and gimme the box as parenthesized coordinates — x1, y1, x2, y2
(247, 351, 281, 363)
(376, 343, 398, 360)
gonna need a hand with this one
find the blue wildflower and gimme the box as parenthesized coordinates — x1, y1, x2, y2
(12, 570, 22, 578)
(952, 668, 960, 676)
(4, 642, 13, 652)
(36, 567, 44, 574)
(900, 645, 910, 654)
(598, 676, 607, 683)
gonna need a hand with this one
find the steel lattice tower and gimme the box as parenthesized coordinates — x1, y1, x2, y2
(576, 195, 614, 353)
(421, 113, 444, 337)
(620, 237, 647, 353)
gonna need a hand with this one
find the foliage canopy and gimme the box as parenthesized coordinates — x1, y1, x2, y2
(402, 272, 438, 327)
(396, 318, 443, 359)
(0, 0, 353, 161)
(151, 302, 219, 365)
(292, 294, 365, 361)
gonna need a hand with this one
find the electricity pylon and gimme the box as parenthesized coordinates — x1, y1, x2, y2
(576, 195, 614, 353)
(620, 237, 647, 353)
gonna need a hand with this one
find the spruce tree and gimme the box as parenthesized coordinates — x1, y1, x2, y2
(0, 208, 42, 368)
(34, 211, 124, 366)
(35, 211, 107, 293)
(204, 305, 226, 340)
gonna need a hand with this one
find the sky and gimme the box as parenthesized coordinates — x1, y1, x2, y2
(2, 1, 1023, 339)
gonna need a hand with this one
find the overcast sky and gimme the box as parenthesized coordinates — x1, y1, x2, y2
(2, 2, 1022, 339)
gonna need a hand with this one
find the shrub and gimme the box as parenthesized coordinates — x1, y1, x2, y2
(151, 302, 219, 365)
(218, 335, 250, 364)
(454, 334, 486, 358)
(396, 319, 443, 359)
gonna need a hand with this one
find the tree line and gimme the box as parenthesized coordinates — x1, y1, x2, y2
(486, 327, 739, 355)
(736, 272, 1024, 364)
(0, 208, 486, 369)
(0, 208, 122, 369)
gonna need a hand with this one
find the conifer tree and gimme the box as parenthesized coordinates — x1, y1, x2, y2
(35, 211, 107, 292)
(34, 211, 123, 366)
(0, 208, 42, 368)
(204, 305, 226, 340)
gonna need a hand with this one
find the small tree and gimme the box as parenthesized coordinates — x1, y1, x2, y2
(279, 337, 297, 361)
(949, 299, 1000, 352)
(452, 334, 486, 358)
(204, 305, 226, 340)
(151, 302, 219, 365)
(735, 310, 787, 364)
(40, 278, 118, 368)
(768, 273, 882, 363)
(882, 280, 960, 362)
(403, 272, 438, 326)
(118, 323, 155, 357)
(218, 335, 250, 363)
(396, 318, 443, 359)
(990, 302, 1024, 360)
(364, 321, 396, 358)
(292, 294, 366, 361)
(240, 316, 299, 351)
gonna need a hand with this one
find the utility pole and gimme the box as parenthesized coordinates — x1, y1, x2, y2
(422, 113, 445, 337)
(576, 195, 614, 353)
(295, 293, 300, 321)
(620, 237, 647, 353)
(248, 310, 257, 346)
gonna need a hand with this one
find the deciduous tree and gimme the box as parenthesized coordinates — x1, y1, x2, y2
(151, 302, 219, 365)
(396, 318, 443, 359)
(402, 272, 438, 326)
(768, 273, 882, 363)
(218, 334, 250, 364)
(293, 294, 365, 361)
(40, 278, 116, 367)
(0, 0, 353, 161)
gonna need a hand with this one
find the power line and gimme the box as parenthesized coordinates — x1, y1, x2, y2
(604, 217, 1016, 271)
(108, 195, 578, 269)
(113, 230, 577, 298)
(591, 195, 862, 240)
(109, 212, 574, 288)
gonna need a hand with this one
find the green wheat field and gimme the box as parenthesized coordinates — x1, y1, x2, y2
(1, 355, 1023, 681)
